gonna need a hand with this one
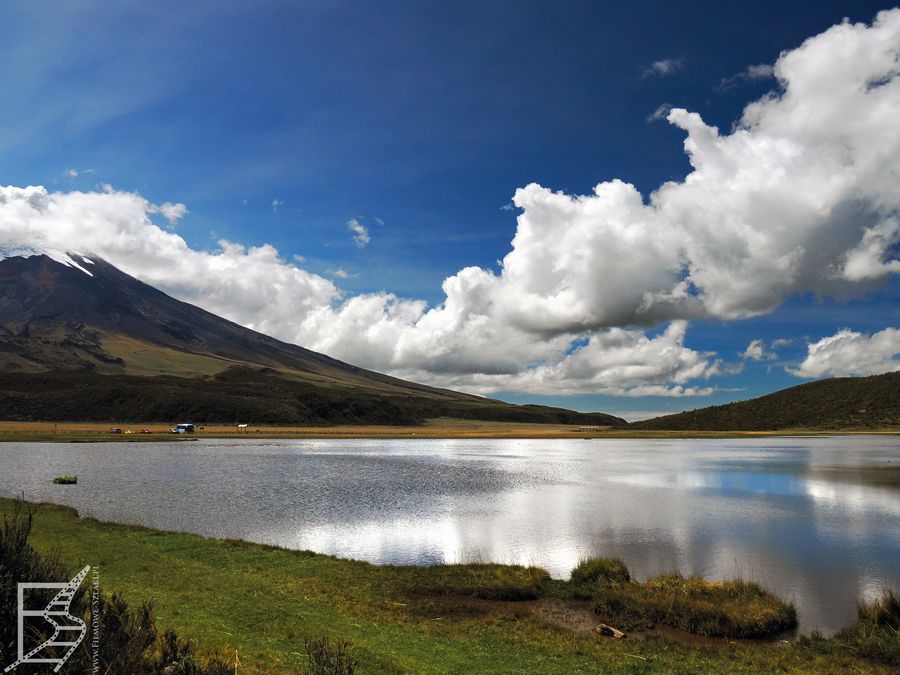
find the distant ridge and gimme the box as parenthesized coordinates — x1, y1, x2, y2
(0, 250, 625, 426)
(631, 371, 900, 431)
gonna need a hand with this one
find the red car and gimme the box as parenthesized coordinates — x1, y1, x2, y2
(140, 429, 152, 434)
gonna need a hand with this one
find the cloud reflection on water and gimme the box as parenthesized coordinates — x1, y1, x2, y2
(0, 436, 898, 635)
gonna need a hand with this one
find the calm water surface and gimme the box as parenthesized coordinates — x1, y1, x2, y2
(1, 436, 898, 634)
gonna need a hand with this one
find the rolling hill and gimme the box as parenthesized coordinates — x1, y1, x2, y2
(632, 371, 900, 431)
(0, 247, 624, 426)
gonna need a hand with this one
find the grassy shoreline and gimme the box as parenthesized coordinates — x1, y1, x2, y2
(0, 498, 894, 673)
(0, 418, 898, 442)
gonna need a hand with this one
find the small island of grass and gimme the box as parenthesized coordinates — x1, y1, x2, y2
(568, 557, 796, 638)
(51, 475, 77, 484)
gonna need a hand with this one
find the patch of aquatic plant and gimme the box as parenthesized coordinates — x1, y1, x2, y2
(801, 590, 900, 666)
(566, 557, 632, 601)
(589, 568, 797, 638)
(858, 589, 900, 629)
(570, 557, 631, 586)
(52, 475, 77, 484)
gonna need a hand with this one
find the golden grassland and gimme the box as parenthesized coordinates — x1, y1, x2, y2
(0, 417, 898, 441)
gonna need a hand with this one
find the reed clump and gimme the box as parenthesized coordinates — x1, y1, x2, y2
(570, 556, 631, 586)
(802, 590, 900, 666)
(570, 557, 797, 638)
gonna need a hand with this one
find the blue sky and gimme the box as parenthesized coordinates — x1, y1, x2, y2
(1, 1, 899, 418)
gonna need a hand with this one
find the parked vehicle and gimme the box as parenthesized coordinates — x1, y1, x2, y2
(170, 423, 196, 434)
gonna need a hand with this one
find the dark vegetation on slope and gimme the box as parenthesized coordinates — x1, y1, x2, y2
(632, 371, 900, 431)
(0, 366, 624, 426)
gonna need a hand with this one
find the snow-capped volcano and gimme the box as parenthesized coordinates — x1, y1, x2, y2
(0, 244, 95, 276)
(0, 249, 626, 425)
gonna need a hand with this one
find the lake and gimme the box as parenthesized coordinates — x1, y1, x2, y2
(1, 436, 898, 634)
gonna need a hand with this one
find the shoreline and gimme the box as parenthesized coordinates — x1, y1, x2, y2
(0, 419, 898, 442)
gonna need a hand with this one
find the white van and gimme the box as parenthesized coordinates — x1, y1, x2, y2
(171, 423, 196, 434)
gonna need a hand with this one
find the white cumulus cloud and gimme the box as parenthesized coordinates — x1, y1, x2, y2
(496, 10, 900, 330)
(788, 327, 900, 378)
(399, 321, 720, 397)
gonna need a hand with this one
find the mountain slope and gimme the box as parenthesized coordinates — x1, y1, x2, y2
(0, 247, 469, 396)
(631, 371, 900, 431)
(0, 249, 625, 426)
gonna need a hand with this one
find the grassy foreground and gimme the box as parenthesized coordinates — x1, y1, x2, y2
(1, 500, 896, 673)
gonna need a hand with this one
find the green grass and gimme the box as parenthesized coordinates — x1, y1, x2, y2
(398, 563, 549, 601)
(51, 475, 77, 484)
(0, 499, 894, 673)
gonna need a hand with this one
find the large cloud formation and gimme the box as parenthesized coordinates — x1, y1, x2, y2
(1, 10, 899, 395)
(789, 328, 900, 378)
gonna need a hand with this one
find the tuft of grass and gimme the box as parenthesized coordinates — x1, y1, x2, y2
(570, 557, 631, 586)
(303, 636, 358, 675)
(52, 475, 77, 484)
(399, 563, 550, 601)
(800, 590, 900, 671)
(858, 590, 900, 629)
(591, 571, 797, 638)
(842, 591, 900, 665)
(802, 590, 900, 666)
